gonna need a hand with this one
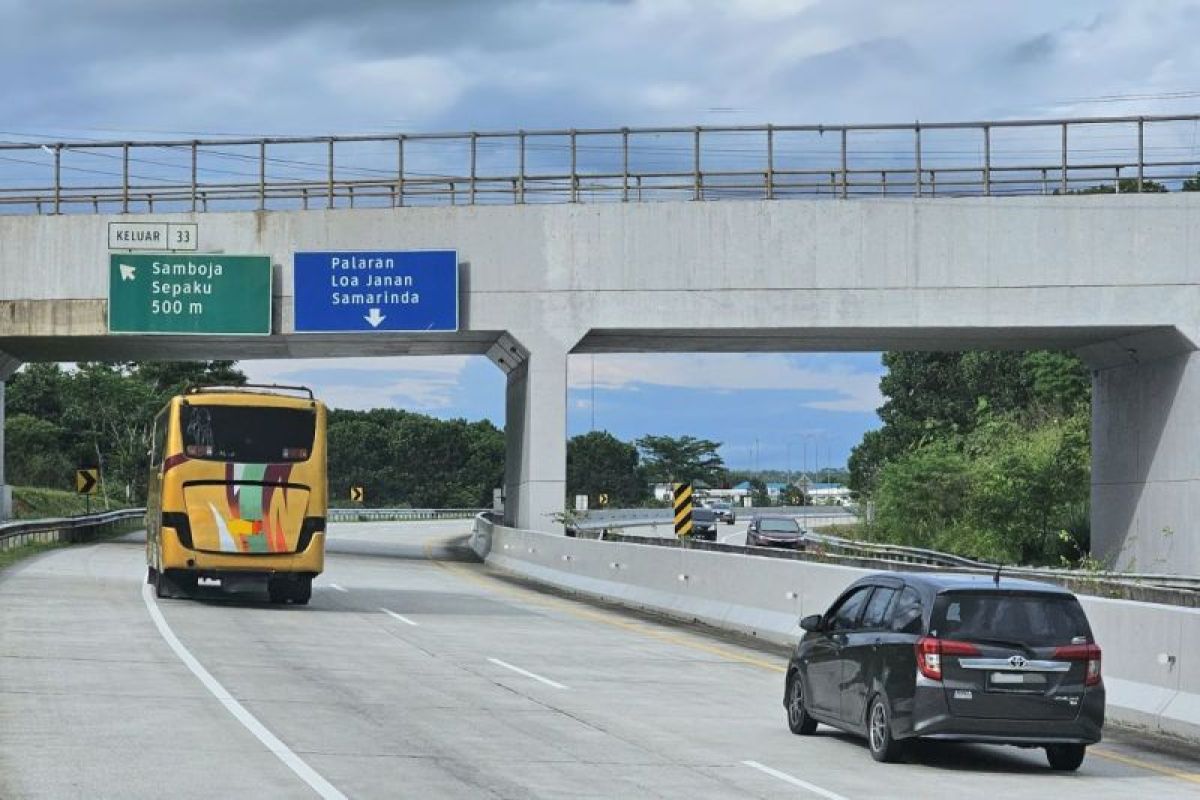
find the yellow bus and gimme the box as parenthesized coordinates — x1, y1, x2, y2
(146, 384, 328, 604)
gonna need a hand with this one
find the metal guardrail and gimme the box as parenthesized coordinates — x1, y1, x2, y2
(572, 507, 858, 532)
(4, 113, 1200, 215)
(0, 508, 145, 551)
(803, 531, 1200, 593)
(328, 507, 485, 523)
(574, 508, 1200, 596)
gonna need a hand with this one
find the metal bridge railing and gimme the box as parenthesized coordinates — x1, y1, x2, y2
(3, 113, 1200, 215)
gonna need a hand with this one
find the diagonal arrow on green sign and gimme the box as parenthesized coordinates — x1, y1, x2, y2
(108, 253, 272, 335)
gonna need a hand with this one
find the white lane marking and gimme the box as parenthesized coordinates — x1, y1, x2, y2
(381, 608, 418, 626)
(741, 761, 849, 800)
(328, 583, 348, 593)
(720, 531, 743, 543)
(487, 657, 568, 689)
(140, 584, 347, 800)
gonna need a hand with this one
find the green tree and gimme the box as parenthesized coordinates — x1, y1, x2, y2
(635, 434, 725, 486)
(5, 414, 72, 488)
(567, 431, 647, 507)
(327, 408, 504, 508)
(848, 350, 1088, 495)
(131, 361, 246, 395)
(868, 412, 1090, 566)
(1184, 173, 1200, 191)
(1069, 178, 1168, 194)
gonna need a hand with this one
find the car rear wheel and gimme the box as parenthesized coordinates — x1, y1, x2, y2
(786, 673, 818, 735)
(1045, 744, 1086, 771)
(867, 696, 904, 762)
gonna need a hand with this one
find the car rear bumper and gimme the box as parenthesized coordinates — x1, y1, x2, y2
(905, 684, 1105, 745)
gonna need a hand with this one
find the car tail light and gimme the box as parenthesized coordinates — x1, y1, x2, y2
(915, 637, 980, 681)
(1053, 643, 1102, 686)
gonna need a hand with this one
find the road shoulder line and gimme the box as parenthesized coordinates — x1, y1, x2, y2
(140, 584, 347, 800)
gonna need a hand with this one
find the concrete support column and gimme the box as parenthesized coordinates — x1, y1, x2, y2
(0, 354, 19, 521)
(503, 335, 569, 532)
(0, 380, 9, 520)
(1091, 348, 1200, 575)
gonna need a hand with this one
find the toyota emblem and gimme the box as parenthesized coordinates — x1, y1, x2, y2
(1008, 655, 1028, 669)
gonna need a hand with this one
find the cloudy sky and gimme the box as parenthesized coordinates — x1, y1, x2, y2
(6, 0, 1199, 470)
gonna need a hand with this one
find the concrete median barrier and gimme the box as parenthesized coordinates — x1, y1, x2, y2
(472, 515, 1200, 743)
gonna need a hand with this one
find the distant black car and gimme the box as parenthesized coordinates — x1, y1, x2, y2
(690, 506, 718, 540)
(746, 514, 806, 549)
(784, 572, 1105, 770)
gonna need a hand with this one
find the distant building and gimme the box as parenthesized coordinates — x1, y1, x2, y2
(805, 482, 853, 505)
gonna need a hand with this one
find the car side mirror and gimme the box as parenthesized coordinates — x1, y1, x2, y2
(800, 614, 823, 633)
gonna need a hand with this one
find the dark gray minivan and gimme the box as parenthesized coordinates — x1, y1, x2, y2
(784, 572, 1105, 770)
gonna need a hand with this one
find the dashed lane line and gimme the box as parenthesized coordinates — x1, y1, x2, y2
(381, 608, 419, 626)
(741, 761, 850, 799)
(487, 657, 568, 689)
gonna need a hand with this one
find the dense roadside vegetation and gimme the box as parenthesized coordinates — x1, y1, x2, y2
(848, 351, 1092, 567)
(5, 352, 1095, 570)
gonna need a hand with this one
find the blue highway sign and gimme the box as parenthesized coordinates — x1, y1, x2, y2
(293, 250, 458, 332)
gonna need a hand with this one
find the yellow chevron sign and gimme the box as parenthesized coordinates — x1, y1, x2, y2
(673, 482, 693, 537)
(75, 469, 98, 495)
(350, 486, 364, 503)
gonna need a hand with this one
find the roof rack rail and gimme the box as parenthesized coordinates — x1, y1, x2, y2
(184, 383, 315, 399)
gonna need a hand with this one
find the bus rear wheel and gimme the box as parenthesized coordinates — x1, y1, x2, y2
(267, 576, 311, 605)
(291, 576, 312, 605)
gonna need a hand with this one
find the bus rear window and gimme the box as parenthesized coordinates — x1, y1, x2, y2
(181, 405, 315, 463)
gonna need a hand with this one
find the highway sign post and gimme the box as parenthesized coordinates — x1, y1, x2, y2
(293, 250, 458, 332)
(673, 483, 693, 538)
(108, 254, 271, 335)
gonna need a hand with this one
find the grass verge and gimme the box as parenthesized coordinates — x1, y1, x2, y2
(11, 486, 132, 520)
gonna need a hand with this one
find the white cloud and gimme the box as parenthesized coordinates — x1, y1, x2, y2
(239, 355, 473, 411)
(568, 353, 883, 413)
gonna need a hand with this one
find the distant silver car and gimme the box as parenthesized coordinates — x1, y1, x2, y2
(710, 501, 737, 525)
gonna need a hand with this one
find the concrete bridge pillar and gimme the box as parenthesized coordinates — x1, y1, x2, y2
(1091, 343, 1200, 575)
(0, 354, 21, 521)
(501, 332, 569, 532)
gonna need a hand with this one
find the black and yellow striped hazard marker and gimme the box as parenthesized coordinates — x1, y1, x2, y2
(673, 482, 693, 537)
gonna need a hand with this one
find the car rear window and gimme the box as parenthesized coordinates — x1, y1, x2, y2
(932, 592, 1091, 647)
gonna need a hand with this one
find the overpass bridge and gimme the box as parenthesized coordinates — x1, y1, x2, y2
(2, 114, 1200, 574)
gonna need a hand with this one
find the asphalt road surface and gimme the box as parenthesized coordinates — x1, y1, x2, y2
(2, 521, 1198, 799)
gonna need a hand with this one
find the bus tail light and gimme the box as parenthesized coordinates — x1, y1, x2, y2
(296, 517, 326, 552)
(161, 512, 193, 549)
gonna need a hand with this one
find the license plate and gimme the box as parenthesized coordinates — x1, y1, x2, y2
(991, 672, 1027, 684)
(989, 672, 1047, 686)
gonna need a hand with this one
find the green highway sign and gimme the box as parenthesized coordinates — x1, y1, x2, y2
(108, 254, 272, 335)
